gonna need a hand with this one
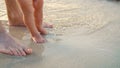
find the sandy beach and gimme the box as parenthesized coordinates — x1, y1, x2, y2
(0, 0, 120, 68)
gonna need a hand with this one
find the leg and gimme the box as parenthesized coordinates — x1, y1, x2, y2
(0, 23, 32, 56)
(33, 0, 47, 35)
(5, 0, 24, 26)
(17, 0, 46, 43)
(5, 0, 53, 28)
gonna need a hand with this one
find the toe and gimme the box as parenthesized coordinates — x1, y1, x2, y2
(9, 47, 19, 56)
(23, 48, 32, 55)
(18, 48, 26, 56)
(32, 36, 46, 43)
(16, 49, 22, 56)
(43, 23, 53, 28)
(38, 39, 46, 43)
(0, 49, 12, 55)
(20, 48, 27, 56)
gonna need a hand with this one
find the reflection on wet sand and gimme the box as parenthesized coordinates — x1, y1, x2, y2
(0, 20, 45, 56)
(0, 20, 45, 68)
(0, 0, 120, 68)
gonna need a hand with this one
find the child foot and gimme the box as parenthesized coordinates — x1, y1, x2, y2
(32, 33, 46, 43)
(37, 27, 48, 35)
(43, 22, 53, 28)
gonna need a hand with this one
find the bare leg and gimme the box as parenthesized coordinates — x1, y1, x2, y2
(33, 0, 47, 35)
(5, 0, 24, 26)
(5, 0, 53, 28)
(17, 0, 46, 43)
(0, 23, 32, 56)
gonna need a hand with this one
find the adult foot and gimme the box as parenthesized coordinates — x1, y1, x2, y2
(0, 33, 32, 56)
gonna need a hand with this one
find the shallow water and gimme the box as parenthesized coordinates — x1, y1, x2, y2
(0, 0, 120, 68)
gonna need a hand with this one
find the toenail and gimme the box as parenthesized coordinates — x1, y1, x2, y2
(27, 49, 32, 53)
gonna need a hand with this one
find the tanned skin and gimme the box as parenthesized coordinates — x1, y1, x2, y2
(0, 0, 53, 56)
(5, 0, 53, 43)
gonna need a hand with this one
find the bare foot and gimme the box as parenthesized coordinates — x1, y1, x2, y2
(37, 26, 48, 35)
(43, 22, 53, 28)
(32, 33, 46, 43)
(0, 33, 32, 56)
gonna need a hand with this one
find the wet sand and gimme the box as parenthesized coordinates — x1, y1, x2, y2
(0, 0, 120, 68)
